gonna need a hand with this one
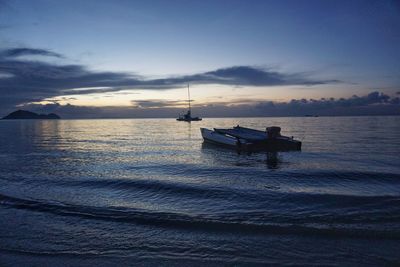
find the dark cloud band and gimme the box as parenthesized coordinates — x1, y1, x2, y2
(21, 91, 400, 119)
(0, 47, 339, 111)
(1, 48, 64, 58)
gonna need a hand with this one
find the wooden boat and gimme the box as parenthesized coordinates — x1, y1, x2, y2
(200, 125, 301, 151)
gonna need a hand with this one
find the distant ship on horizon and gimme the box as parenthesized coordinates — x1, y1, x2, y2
(177, 84, 202, 122)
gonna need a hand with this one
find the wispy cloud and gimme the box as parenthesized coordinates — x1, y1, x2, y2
(131, 99, 187, 108)
(1, 48, 64, 58)
(0, 47, 340, 112)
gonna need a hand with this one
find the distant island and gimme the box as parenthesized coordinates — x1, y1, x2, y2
(2, 110, 61, 120)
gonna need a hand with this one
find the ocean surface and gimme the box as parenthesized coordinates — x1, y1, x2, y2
(0, 116, 399, 266)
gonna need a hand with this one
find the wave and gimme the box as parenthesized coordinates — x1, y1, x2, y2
(1, 193, 399, 240)
(126, 164, 400, 182)
(5, 172, 399, 207)
(69, 178, 243, 200)
(2, 164, 400, 192)
(65, 176, 400, 206)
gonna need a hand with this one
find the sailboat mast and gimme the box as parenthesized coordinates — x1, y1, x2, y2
(187, 84, 191, 112)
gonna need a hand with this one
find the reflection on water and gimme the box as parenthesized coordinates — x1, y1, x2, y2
(266, 152, 280, 169)
(187, 121, 192, 140)
(0, 117, 400, 266)
(201, 142, 284, 169)
(2, 116, 398, 173)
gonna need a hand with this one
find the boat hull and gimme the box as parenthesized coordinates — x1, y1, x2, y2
(261, 137, 302, 151)
(200, 128, 249, 148)
(176, 117, 202, 122)
(200, 128, 301, 152)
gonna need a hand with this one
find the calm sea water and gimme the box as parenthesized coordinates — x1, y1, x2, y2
(0, 117, 399, 266)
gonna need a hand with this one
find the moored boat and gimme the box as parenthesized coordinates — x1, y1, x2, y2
(177, 84, 202, 122)
(200, 125, 301, 151)
(177, 110, 202, 121)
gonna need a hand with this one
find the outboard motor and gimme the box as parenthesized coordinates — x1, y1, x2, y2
(266, 126, 281, 139)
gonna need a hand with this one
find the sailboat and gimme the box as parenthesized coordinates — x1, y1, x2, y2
(177, 84, 202, 122)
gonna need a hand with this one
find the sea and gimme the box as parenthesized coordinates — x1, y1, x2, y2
(0, 116, 399, 266)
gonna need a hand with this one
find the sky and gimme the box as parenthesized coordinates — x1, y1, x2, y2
(0, 0, 399, 118)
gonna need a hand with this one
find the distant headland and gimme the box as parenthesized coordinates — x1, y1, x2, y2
(2, 110, 61, 120)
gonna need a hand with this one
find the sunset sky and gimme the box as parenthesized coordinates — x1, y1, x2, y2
(0, 0, 399, 117)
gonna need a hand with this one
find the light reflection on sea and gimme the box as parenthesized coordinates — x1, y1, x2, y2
(0, 116, 399, 266)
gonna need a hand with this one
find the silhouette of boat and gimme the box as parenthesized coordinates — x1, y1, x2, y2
(200, 125, 301, 151)
(177, 85, 202, 122)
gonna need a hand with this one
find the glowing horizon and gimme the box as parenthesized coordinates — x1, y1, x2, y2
(0, 0, 399, 117)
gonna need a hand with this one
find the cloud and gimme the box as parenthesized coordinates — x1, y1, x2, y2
(253, 91, 399, 116)
(131, 99, 186, 108)
(203, 66, 339, 86)
(20, 91, 400, 119)
(0, 46, 339, 112)
(1, 48, 64, 58)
